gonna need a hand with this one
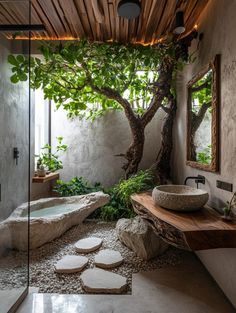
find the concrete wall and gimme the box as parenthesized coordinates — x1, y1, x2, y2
(0, 40, 30, 221)
(52, 106, 165, 187)
(172, 0, 236, 307)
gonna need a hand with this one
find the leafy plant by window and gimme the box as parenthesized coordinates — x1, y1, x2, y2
(37, 137, 67, 172)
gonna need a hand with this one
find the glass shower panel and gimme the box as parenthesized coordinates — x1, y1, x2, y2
(0, 1, 30, 312)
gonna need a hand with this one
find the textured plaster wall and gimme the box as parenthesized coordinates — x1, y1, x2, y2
(172, 0, 236, 307)
(52, 106, 165, 187)
(0, 40, 30, 221)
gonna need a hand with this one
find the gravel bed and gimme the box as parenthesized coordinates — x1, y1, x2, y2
(0, 220, 186, 294)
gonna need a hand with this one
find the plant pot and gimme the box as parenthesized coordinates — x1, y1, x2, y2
(37, 169, 46, 177)
(222, 213, 233, 222)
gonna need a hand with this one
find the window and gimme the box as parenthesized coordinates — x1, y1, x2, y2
(34, 88, 50, 169)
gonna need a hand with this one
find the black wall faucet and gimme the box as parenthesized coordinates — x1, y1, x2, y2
(184, 175, 205, 189)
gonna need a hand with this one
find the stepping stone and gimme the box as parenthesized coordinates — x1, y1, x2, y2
(80, 268, 127, 294)
(54, 255, 88, 273)
(95, 249, 124, 269)
(75, 237, 103, 253)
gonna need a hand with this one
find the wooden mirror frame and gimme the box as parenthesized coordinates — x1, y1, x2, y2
(186, 54, 220, 172)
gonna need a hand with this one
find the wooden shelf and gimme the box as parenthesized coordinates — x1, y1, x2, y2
(32, 172, 59, 184)
(131, 192, 236, 251)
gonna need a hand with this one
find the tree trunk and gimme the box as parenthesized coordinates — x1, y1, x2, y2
(156, 95, 177, 183)
(154, 30, 198, 182)
(92, 30, 198, 179)
(122, 124, 145, 178)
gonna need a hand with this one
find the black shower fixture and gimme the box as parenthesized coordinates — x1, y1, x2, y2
(173, 11, 186, 35)
(117, 0, 141, 19)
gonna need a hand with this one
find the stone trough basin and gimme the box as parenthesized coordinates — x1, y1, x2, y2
(152, 185, 209, 212)
(0, 192, 109, 251)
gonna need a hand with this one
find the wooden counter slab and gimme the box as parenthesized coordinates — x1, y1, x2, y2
(131, 192, 236, 251)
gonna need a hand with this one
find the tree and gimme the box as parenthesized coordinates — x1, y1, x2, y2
(8, 32, 197, 180)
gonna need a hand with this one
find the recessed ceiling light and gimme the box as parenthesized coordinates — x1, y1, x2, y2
(117, 0, 141, 19)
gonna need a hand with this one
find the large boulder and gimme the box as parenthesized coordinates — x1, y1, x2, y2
(116, 216, 169, 260)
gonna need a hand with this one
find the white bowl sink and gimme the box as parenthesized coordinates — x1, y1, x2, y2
(152, 185, 209, 212)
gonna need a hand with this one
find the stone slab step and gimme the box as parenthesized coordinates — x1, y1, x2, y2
(95, 249, 123, 269)
(75, 237, 103, 253)
(54, 255, 88, 273)
(80, 268, 127, 294)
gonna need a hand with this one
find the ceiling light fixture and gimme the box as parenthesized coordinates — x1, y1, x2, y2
(173, 11, 185, 35)
(117, 0, 141, 19)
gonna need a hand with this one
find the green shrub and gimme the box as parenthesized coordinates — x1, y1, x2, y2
(100, 170, 155, 221)
(115, 170, 155, 207)
(54, 177, 102, 197)
(54, 169, 155, 221)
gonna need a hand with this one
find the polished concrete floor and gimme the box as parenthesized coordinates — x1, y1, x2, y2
(0, 288, 25, 313)
(17, 253, 235, 313)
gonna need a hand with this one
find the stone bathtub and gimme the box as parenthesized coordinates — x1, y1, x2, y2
(0, 192, 109, 252)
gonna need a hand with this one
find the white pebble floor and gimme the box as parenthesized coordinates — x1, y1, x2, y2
(0, 220, 185, 294)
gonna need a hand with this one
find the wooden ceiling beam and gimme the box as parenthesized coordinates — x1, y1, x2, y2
(0, 0, 210, 43)
(58, 0, 85, 38)
(101, 0, 111, 39)
(32, 0, 57, 38)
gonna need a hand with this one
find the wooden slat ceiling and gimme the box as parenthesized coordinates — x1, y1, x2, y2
(0, 0, 210, 44)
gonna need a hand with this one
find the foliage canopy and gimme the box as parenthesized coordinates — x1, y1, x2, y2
(8, 40, 177, 119)
(8, 35, 193, 177)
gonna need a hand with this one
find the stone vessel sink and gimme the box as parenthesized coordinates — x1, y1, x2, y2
(152, 185, 209, 212)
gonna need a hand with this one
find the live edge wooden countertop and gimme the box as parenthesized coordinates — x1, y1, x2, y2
(131, 192, 236, 251)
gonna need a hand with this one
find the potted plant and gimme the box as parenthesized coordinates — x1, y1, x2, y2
(35, 137, 68, 175)
(222, 192, 236, 221)
(37, 164, 46, 177)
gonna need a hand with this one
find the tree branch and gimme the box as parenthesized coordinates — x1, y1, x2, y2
(191, 101, 211, 133)
(190, 80, 211, 93)
(141, 94, 163, 127)
(91, 85, 139, 127)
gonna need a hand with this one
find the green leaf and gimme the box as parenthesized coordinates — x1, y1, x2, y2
(16, 55, 24, 63)
(19, 73, 28, 81)
(10, 74, 19, 83)
(8, 55, 18, 66)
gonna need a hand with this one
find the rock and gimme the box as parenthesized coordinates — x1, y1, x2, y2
(75, 237, 103, 253)
(54, 255, 88, 273)
(80, 268, 127, 294)
(94, 249, 123, 269)
(0, 192, 110, 251)
(116, 216, 169, 260)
